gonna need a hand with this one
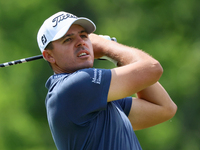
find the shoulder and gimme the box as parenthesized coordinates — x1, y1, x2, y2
(47, 68, 111, 88)
(70, 68, 112, 84)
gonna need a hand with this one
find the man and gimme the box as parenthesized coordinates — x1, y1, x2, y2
(37, 11, 177, 150)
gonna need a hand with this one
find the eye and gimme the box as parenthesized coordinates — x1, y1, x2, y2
(63, 38, 71, 43)
(80, 33, 88, 39)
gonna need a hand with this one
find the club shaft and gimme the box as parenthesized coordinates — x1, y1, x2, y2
(0, 55, 43, 68)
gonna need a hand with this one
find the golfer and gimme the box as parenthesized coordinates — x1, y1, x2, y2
(37, 11, 177, 150)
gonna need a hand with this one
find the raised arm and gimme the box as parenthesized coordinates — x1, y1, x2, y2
(89, 33, 177, 130)
(89, 33, 163, 101)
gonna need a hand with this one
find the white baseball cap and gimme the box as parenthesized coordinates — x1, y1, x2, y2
(37, 11, 96, 52)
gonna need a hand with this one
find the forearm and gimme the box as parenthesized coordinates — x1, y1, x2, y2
(89, 33, 160, 67)
(137, 82, 177, 117)
(127, 82, 177, 130)
(104, 42, 148, 67)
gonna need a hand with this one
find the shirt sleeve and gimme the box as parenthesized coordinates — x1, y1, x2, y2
(113, 97, 133, 116)
(56, 68, 111, 125)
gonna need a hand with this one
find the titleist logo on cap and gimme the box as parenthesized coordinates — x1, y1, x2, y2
(52, 13, 77, 27)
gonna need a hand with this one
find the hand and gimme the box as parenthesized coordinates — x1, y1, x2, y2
(89, 33, 110, 59)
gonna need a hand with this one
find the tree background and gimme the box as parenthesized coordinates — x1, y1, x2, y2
(0, 0, 199, 149)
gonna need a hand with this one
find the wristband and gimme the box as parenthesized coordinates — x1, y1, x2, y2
(98, 35, 118, 66)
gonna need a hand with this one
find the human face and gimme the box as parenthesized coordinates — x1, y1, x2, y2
(48, 24, 94, 74)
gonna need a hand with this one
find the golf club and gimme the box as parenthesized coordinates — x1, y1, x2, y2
(0, 55, 43, 68)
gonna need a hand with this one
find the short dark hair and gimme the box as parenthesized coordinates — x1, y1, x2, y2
(45, 42, 54, 50)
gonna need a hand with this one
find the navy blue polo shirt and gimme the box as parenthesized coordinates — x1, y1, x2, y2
(45, 68, 142, 150)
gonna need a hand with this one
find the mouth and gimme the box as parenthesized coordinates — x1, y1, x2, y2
(77, 50, 90, 58)
(78, 52, 87, 57)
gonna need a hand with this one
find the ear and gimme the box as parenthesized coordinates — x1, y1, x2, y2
(42, 50, 55, 63)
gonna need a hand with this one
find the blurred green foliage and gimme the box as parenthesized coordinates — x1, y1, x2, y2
(0, 0, 199, 149)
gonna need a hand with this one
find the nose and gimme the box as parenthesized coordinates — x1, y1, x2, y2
(75, 35, 86, 47)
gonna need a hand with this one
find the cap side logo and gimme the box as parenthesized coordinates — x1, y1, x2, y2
(41, 34, 47, 45)
(52, 13, 77, 27)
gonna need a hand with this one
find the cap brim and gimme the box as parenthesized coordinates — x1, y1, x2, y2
(73, 17, 96, 34)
